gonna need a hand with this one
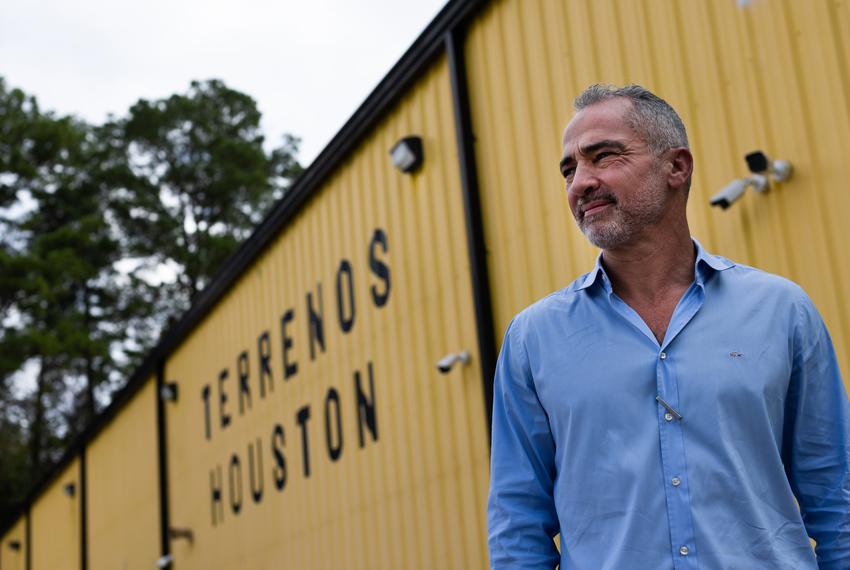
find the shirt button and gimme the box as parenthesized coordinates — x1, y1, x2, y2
(664, 412, 674, 422)
(671, 477, 681, 486)
(679, 546, 689, 556)
(660, 352, 667, 360)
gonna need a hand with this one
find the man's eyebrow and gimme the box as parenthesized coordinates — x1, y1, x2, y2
(560, 139, 627, 172)
(580, 139, 627, 155)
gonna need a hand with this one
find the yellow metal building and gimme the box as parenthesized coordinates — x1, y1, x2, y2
(2, 1, 848, 568)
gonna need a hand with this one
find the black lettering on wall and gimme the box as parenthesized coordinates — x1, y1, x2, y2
(296, 406, 312, 478)
(355, 362, 379, 447)
(324, 388, 343, 462)
(258, 331, 273, 398)
(218, 369, 231, 429)
(202, 384, 212, 440)
(307, 284, 325, 361)
(369, 229, 391, 308)
(228, 454, 243, 515)
(336, 260, 356, 333)
(210, 465, 223, 526)
(280, 308, 298, 380)
(237, 351, 251, 415)
(248, 437, 264, 504)
(272, 424, 287, 491)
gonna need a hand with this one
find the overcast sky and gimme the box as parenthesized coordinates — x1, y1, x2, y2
(0, 0, 447, 165)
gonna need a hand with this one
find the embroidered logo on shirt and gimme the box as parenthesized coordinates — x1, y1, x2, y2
(730, 351, 744, 358)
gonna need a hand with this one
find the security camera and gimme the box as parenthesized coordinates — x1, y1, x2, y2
(709, 174, 767, 209)
(745, 150, 792, 182)
(710, 179, 748, 210)
(436, 351, 470, 374)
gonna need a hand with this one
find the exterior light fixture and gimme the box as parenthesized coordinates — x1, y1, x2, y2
(710, 150, 793, 209)
(389, 136, 424, 173)
(160, 381, 179, 402)
(64, 482, 76, 497)
(156, 554, 173, 568)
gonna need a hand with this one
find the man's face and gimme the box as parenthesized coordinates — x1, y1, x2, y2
(560, 98, 671, 250)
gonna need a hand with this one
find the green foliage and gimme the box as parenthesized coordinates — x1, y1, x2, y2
(111, 79, 303, 311)
(0, 77, 302, 518)
(0, 85, 124, 486)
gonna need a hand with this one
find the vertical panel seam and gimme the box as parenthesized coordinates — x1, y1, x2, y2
(25, 509, 30, 570)
(156, 360, 171, 562)
(445, 27, 498, 443)
(80, 449, 87, 570)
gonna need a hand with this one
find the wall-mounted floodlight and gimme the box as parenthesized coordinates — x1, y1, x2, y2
(710, 150, 792, 209)
(160, 381, 179, 402)
(389, 136, 424, 174)
(436, 351, 471, 374)
(64, 482, 76, 497)
(8, 540, 21, 551)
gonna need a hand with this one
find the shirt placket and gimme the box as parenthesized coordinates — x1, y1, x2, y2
(656, 348, 698, 569)
(656, 283, 704, 569)
(608, 278, 704, 569)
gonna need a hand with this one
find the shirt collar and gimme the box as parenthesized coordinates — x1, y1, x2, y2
(692, 238, 734, 285)
(576, 257, 608, 291)
(576, 238, 735, 292)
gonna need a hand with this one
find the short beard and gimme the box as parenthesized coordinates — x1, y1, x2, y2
(581, 210, 633, 249)
(576, 179, 668, 249)
(576, 192, 626, 249)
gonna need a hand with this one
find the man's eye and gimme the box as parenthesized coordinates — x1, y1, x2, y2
(562, 167, 575, 179)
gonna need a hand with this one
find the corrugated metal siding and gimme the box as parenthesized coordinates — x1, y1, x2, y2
(0, 517, 26, 570)
(86, 377, 160, 570)
(30, 459, 79, 570)
(163, 55, 490, 569)
(465, 0, 850, 382)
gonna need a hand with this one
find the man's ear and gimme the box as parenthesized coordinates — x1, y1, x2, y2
(667, 148, 694, 190)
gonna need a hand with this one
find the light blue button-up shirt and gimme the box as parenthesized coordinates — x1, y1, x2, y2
(488, 241, 850, 569)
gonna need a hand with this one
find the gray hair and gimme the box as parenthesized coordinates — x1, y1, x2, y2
(573, 84, 689, 155)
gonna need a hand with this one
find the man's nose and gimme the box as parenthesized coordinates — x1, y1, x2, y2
(568, 163, 600, 199)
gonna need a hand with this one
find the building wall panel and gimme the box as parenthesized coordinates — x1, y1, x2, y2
(86, 377, 160, 570)
(164, 55, 490, 569)
(0, 517, 27, 570)
(465, 0, 850, 382)
(30, 459, 79, 570)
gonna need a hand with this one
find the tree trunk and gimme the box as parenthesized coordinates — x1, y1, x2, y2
(83, 284, 96, 422)
(29, 359, 46, 479)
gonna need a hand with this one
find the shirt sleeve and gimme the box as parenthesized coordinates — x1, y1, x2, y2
(487, 318, 560, 569)
(785, 293, 850, 569)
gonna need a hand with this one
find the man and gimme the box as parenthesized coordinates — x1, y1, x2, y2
(487, 84, 850, 569)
